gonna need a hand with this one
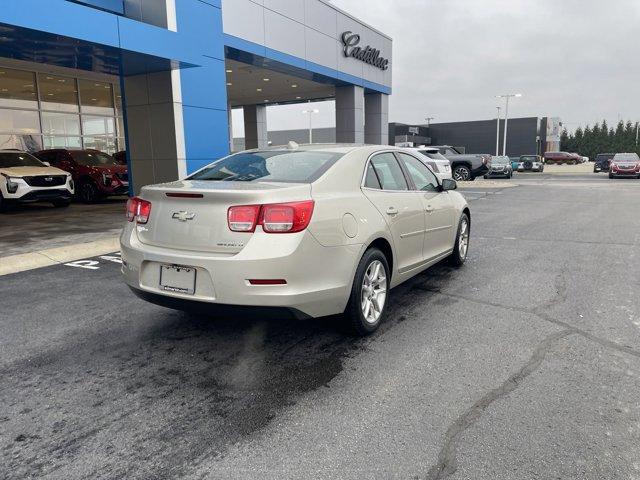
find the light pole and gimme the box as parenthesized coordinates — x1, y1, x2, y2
(636, 122, 639, 147)
(496, 93, 522, 156)
(302, 108, 319, 143)
(495, 106, 501, 156)
(425, 116, 435, 127)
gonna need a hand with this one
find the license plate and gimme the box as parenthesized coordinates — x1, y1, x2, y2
(159, 264, 196, 295)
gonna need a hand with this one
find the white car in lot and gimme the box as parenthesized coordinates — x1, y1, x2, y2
(121, 144, 470, 335)
(0, 150, 74, 212)
(411, 147, 453, 181)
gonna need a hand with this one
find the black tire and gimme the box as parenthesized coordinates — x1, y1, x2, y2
(449, 213, 470, 268)
(483, 174, 488, 179)
(0, 193, 8, 213)
(52, 199, 71, 208)
(79, 181, 100, 203)
(344, 248, 390, 336)
(609, 173, 614, 179)
(453, 165, 471, 181)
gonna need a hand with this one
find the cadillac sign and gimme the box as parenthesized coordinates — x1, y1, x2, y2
(340, 31, 389, 71)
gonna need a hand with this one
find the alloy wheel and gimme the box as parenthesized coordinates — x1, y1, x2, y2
(360, 260, 387, 324)
(459, 217, 470, 259)
(453, 167, 470, 181)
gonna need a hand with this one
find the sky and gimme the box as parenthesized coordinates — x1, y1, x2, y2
(233, 0, 640, 136)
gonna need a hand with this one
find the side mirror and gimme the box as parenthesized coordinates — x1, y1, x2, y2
(42, 161, 51, 167)
(442, 178, 457, 191)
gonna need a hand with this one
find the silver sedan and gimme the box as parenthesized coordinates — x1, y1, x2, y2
(121, 144, 470, 335)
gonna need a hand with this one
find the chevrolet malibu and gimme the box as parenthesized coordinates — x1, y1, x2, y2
(121, 144, 470, 335)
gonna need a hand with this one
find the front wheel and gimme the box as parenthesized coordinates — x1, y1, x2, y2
(449, 213, 470, 267)
(344, 248, 390, 336)
(453, 165, 471, 181)
(79, 181, 100, 203)
(609, 173, 614, 179)
(0, 193, 8, 213)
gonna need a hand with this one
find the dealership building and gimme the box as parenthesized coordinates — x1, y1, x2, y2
(390, 117, 562, 156)
(0, 0, 392, 191)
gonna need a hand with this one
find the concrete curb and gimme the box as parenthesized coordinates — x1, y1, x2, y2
(0, 237, 120, 277)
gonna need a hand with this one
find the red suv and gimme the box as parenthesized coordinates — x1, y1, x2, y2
(543, 151, 582, 165)
(35, 149, 129, 203)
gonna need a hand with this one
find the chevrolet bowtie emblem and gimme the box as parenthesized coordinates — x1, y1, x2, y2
(172, 211, 196, 222)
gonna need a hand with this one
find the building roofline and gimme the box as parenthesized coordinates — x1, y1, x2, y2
(317, 0, 393, 41)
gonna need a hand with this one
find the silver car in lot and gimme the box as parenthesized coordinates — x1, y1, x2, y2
(121, 144, 470, 335)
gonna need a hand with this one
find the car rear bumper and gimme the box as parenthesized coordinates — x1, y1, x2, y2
(486, 170, 511, 177)
(120, 226, 362, 318)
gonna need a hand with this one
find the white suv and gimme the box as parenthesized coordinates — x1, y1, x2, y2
(0, 150, 74, 212)
(411, 147, 453, 181)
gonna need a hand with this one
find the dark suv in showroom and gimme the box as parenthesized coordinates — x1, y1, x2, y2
(35, 149, 129, 203)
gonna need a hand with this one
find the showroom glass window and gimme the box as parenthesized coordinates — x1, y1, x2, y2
(0, 68, 123, 154)
(0, 68, 42, 151)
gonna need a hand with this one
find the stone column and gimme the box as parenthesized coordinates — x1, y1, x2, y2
(364, 93, 389, 145)
(123, 70, 183, 193)
(243, 104, 268, 149)
(335, 85, 364, 144)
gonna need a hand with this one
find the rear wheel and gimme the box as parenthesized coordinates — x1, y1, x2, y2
(453, 165, 471, 181)
(344, 248, 389, 336)
(449, 213, 470, 267)
(609, 173, 614, 179)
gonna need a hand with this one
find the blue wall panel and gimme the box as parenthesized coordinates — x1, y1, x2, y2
(67, 0, 124, 15)
(175, 0, 229, 173)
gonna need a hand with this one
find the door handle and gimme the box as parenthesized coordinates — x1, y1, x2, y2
(386, 207, 398, 215)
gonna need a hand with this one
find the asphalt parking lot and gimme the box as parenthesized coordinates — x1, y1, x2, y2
(1, 173, 639, 479)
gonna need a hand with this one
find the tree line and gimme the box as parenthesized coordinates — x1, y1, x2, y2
(560, 120, 639, 160)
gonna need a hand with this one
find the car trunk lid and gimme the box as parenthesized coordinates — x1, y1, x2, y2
(136, 180, 312, 254)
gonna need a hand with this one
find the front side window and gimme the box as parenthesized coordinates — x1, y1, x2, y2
(190, 150, 343, 183)
(369, 153, 408, 191)
(397, 153, 439, 192)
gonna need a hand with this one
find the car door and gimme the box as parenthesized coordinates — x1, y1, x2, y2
(362, 152, 426, 274)
(396, 152, 456, 261)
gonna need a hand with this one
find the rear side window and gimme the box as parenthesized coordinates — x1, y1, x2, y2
(369, 153, 408, 191)
(364, 162, 381, 189)
(190, 150, 343, 183)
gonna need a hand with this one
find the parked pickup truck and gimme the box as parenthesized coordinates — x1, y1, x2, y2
(432, 145, 491, 181)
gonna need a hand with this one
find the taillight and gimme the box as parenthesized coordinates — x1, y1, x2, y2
(126, 197, 152, 224)
(227, 200, 315, 234)
(261, 201, 314, 233)
(228, 205, 260, 232)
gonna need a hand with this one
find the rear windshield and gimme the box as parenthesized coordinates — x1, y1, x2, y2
(70, 151, 119, 166)
(189, 150, 344, 183)
(418, 150, 448, 161)
(596, 154, 614, 161)
(492, 157, 510, 164)
(520, 156, 538, 161)
(0, 152, 44, 168)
